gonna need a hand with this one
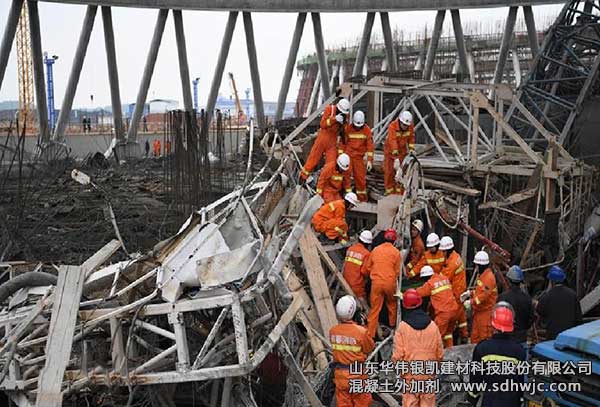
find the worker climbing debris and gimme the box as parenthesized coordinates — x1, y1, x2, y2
(411, 232, 445, 278)
(406, 219, 425, 276)
(439, 236, 469, 341)
(316, 153, 353, 203)
(342, 230, 372, 306)
(311, 192, 359, 244)
(340, 110, 374, 202)
(461, 250, 498, 344)
(364, 228, 401, 338)
(384, 111, 414, 195)
(300, 98, 350, 181)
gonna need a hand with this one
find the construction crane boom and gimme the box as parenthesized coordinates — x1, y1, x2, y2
(227, 72, 246, 123)
(16, 1, 34, 133)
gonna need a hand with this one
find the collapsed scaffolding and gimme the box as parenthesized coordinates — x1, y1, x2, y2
(0, 75, 597, 407)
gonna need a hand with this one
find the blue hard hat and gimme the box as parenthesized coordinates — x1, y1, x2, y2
(547, 265, 566, 282)
(507, 265, 524, 283)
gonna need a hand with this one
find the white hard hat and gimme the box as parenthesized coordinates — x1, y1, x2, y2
(336, 98, 350, 114)
(426, 233, 440, 248)
(399, 111, 413, 126)
(336, 153, 351, 171)
(335, 295, 357, 321)
(439, 236, 454, 251)
(420, 265, 434, 278)
(411, 219, 424, 233)
(359, 230, 373, 244)
(474, 250, 490, 265)
(344, 192, 359, 206)
(353, 110, 365, 127)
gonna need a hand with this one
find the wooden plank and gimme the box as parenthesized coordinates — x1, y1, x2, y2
(478, 188, 537, 210)
(423, 177, 481, 197)
(36, 266, 84, 407)
(298, 227, 338, 336)
(82, 239, 121, 279)
(308, 229, 355, 297)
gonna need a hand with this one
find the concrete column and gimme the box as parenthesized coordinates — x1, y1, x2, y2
(27, 0, 49, 143)
(423, 10, 445, 80)
(380, 12, 397, 72)
(305, 68, 320, 116)
(127, 9, 168, 142)
(522, 5, 539, 58)
(492, 6, 517, 85)
(275, 13, 306, 122)
(243, 12, 265, 131)
(206, 11, 237, 125)
(352, 12, 375, 77)
(467, 52, 475, 82)
(512, 49, 521, 87)
(102, 6, 125, 142)
(311, 13, 330, 99)
(0, 0, 24, 92)
(450, 9, 469, 79)
(54, 5, 97, 141)
(173, 10, 193, 112)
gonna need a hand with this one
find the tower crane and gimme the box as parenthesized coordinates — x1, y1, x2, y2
(15, 1, 34, 134)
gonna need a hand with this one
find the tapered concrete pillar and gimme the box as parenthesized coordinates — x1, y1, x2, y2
(243, 12, 265, 131)
(353, 12, 375, 77)
(206, 11, 237, 125)
(127, 9, 168, 142)
(54, 5, 97, 141)
(423, 10, 445, 80)
(102, 7, 125, 142)
(522, 6, 539, 58)
(276, 13, 306, 122)
(450, 9, 469, 79)
(512, 49, 521, 87)
(492, 6, 517, 85)
(0, 0, 24, 92)
(173, 10, 193, 112)
(305, 68, 320, 117)
(380, 12, 397, 72)
(311, 13, 330, 99)
(27, 0, 49, 143)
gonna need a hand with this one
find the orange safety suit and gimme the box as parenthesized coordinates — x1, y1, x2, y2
(410, 250, 445, 279)
(301, 104, 343, 179)
(384, 120, 415, 195)
(343, 242, 370, 299)
(406, 234, 425, 277)
(392, 317, 443, 407)
(311, 200, 348, 243)
(341, 123, 374, 202)
(441, 251, 468, 338)
(330, 321, 375, 407)
(417, 273, 459, 348)
(316, 161, 353, 203)
(363, 242, 401, 337)
(470, 267, 498, 344)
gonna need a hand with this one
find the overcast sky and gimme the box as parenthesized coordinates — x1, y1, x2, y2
(0, 3, 562, 109)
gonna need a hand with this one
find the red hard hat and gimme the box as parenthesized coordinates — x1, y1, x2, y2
(491, 305, 514, 332)
(384, 228, 397, 242)
(402, 289, 422, 309)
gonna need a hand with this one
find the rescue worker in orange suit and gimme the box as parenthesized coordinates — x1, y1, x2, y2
(439, 236, 468, 341)
(342, 230, 373, 307)
(409, 233, 445, 279)
(311, 192, 359, 245)
(392, 289, 443, 407)
(406, 219, 425, 277)
(416, 265, 459, 348)
(340, 111, 374, 202)
(316, 153, 353, 203)
(384, 111, 415, 195)
(460, 250, 498, 344)
(300, 98, 350, 181)
(364, 229, 401, 338)
(330, 295, 375, 407)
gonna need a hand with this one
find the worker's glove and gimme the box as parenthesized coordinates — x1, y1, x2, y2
(463, 300, 471, 311)
(466, 392, 480, 406)
(393, 158, 401, 171)
(460, 290, 471, 303)
(339, 238, 348, 246)
(366, 161, 373, 173)
(394, 167, 403, 184)
(335, 114, 344, 124)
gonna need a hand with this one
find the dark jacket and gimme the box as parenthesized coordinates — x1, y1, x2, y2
(498, 285, 534, 343)
(536, 284, 582, 340)
(402, 308, 431, 330)
(469, 333, 526, 407)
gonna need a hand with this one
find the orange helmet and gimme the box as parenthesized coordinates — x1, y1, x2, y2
(491, 303, 514, 332)
(384, 228, 397, 242)
(402, 289, 422, 309)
